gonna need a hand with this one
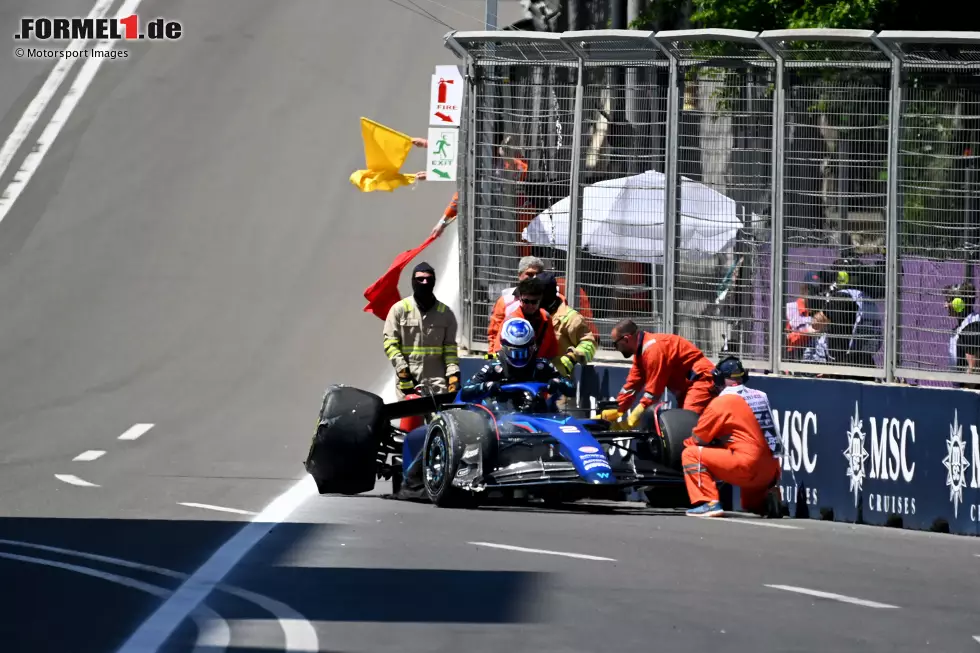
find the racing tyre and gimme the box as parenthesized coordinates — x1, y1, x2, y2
(305, 384, 385, 495)
(657, 408, 700, 472)
(421, 409, 493, 508)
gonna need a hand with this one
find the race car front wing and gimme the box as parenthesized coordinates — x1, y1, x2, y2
(481, 430, 682, 489)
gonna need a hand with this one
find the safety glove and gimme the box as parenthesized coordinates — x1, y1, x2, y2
(447, 374, 460, 393)
(547, 378, 567, 397)
(559, 355, 575, 375)
(396, 368, 416, 392)
(626, 403, 646, 428)
(599, 408, 622, 422)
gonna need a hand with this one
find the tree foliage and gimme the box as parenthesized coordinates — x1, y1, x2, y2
(630, 0, 950, 32)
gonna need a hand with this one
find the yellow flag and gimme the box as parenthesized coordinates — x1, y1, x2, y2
(349, 117, 418, 192)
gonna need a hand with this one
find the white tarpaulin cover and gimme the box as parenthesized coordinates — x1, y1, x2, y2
(521, 170, 743, 264)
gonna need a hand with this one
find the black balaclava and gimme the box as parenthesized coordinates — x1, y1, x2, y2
(412, 262, 437, 311)
(537, 271, 560, 313)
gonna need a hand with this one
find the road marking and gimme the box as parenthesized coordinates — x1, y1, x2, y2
(118, 423, 154, 441)
(0, 551, 229, 652)
(116, 216, 460, 652)
(0, 0, 144, 225)
(708, 517, 803, 530)
(469, 541, 617, 562)
(973, 635, 979, 644)
(764, 584, 900, 609)
(0, 539, 318, 652)
(0, 0, 117, 195)
(73, 449, 106, 462)
(55, 474, 100, 487)
(178, 502, 258, 516)
(116, 475, 318, 652)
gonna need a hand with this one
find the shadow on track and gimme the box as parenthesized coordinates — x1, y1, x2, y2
(0, 516, 548, 653)
(372, 485, 692, 517)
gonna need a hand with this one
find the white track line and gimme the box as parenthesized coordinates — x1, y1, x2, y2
(0, 551, 229, 652)
(73, 449, 106, 462)
(116, 476, 318, 652)
(764, 584, 900, 609)
(0, 0, 117, 193)
(0, 0, 144, 224)
(117, 200, 461, 651)
(973, 635, 979, 644)
(0, 539, 318, 652)
(55, 474, 100, 487)
(178, 502, 258, 516)
(118, 423, 154, 441)
(708, 517, 803, 530)
(469, 541, 617, 562)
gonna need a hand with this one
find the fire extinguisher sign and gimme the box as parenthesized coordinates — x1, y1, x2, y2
(429, 65, 463, 127)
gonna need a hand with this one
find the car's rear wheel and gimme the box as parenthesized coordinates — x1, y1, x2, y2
(305, 385, 385, 495)
(657, 408, 700, 472)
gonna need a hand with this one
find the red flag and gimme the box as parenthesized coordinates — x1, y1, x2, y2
(363, 234, 439, 320)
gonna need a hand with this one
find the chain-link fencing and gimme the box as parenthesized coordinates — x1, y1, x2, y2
(445, 28, 980, 387)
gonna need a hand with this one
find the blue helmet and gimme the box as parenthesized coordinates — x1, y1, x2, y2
(500, 317, 537, 368)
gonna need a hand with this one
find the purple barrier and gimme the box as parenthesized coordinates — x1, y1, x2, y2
(898, 258, 977, 387)
(743, 245, 974, 386)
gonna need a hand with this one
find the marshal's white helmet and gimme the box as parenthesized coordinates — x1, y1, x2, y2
(499, 317, 537, 368)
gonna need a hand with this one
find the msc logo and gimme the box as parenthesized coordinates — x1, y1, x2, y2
(843, 401, 918, 516)
(944, 409, 979, 521)
(843, 402, 870, 507)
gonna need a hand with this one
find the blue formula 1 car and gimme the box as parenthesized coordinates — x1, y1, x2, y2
(303, 380, 700, 508)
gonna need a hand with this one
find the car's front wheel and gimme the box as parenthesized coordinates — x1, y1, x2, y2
(422, 422, 466, 507)
(422, 411, 489, 508)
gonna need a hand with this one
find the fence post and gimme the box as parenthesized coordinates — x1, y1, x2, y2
(872, 34, 902, 385)
(462, 56, 479, 352)
(757, 35, 785, 375)
(562, 51, 587, 312)
(661, 51, 681, 336)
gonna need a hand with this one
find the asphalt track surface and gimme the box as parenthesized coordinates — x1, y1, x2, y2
(0, 1, 978, 652)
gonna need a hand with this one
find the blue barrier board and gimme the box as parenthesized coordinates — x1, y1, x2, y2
(458, 356, 980, 536)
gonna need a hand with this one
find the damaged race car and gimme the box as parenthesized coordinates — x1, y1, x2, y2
(303, 380, 700, 508)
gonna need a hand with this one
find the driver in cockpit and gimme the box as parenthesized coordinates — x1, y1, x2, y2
(461, 317, 575, 404)
(390, 317, 576, 503)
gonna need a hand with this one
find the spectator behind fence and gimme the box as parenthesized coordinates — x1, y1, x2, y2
(828, 266, 883, 369)
(945, 281, 980, 389)
(802, 292, 869, 375)
(785, 270, 829, 361)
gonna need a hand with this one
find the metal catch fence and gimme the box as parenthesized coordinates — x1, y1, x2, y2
(444, 28, 980, 387)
